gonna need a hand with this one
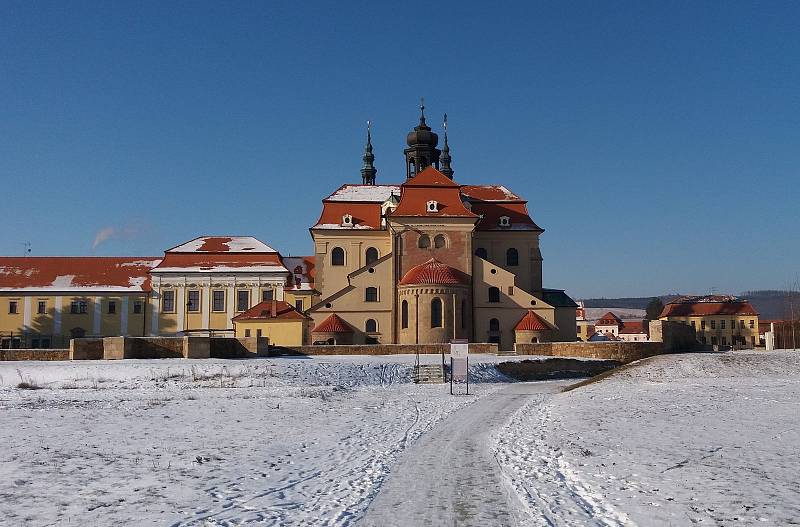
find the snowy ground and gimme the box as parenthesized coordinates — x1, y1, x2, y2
(0, 356, 511, 526)
(495, 351, 800, 526)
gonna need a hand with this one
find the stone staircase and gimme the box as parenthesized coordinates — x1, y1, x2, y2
(413, 363, 446, 384)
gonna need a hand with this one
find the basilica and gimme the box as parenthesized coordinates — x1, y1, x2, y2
(0, 107, 576, 351)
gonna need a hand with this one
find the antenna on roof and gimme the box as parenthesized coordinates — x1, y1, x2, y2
(22, 242, 31, 256)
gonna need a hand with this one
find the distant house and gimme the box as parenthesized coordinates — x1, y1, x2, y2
(659, 295, 759, 348)
(592, 311, 649, 342)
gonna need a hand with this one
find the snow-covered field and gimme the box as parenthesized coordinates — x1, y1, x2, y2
(0, 356, 509, 526)
(5, 351, 799, 526)
(495, 351, 800, 526)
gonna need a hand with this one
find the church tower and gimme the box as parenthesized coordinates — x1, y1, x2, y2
(404, 99, 441, 179)
(361, 121, 377, 185)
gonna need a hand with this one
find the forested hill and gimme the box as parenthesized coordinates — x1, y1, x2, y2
(582, 290, 798, 320)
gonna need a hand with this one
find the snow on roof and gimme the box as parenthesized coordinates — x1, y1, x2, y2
(461, 185, 523, 202)
(152, 265, 288, 274)
(167, 236, 277, 253)
(325, 185, 401, 203)
(0, 257, 161, 292)
(282, 256, 315, 291)
(312, 223, 375, 230)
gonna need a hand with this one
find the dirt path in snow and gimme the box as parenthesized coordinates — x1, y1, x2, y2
(359, 381, 570, 527)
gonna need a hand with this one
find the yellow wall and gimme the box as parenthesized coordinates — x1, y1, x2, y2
(661, 314, 759, 347)
(311, 231, 392, 299)
(472, 231, 543, 294)
(0, 292, 148, 347)
(234, 319, 306, 346)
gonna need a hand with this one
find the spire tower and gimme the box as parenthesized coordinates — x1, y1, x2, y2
(404, 98, 441, 179)
(361, 120, 377, 185)
(440, 113, 454, 179)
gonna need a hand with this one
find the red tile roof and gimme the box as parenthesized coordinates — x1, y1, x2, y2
(460, 185, 523, 201)
(0, 257, 161, 292)
(232, 301, 308, 321)
(391, 168, 478, 218)
(399, 258, 470, 286)
(312, 201, 384, 230)
(469, 202, 542, 232)
(660, 301, 759, 318)
(514, 310, 554, 331)
(282, 256, 316, 290)
(618, 320, 648, 335)
(402, 166, 460, 188)
(167, 236, 276, 253)
(596, 312, 623, 325)
(153, 252, 286, 272)
(154, 236, 287, 273)
(312, 314, 353, 333)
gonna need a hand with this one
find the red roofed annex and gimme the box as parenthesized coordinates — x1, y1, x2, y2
(659, 295, 760, 348)
(0, 105, 577, 350)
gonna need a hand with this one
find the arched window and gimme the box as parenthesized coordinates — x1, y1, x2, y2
(475, 247, 487, 260)
(418, 234, 430, 248)
(365, 319, 377, 333)
(409, 160, 416, 176)
(489, 318, 500, 331)
(506, 248, 519, 266)
(332, 247, 345, 266)
(401, 300, 409, 329)
(434, 234, 446, 248)
(365, 287, 378, 302)
(488, 287, 500, 303)
(431, 298, 443, 328)
(365, 247, 379, 265)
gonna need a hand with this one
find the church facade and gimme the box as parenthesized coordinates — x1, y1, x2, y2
(0, 108, 576, 350)
(305, 108, 576, 349)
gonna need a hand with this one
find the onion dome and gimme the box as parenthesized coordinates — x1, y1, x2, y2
(399, 258, 469, 286)
(406, 100, 439, 148)
(514, 310, 554, 331)
(312, 314, 353, 333)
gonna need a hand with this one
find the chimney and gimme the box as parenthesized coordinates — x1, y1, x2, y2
(271, 298, 277, 318)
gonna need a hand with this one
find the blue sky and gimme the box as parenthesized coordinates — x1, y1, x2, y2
(1, 1, 798, 298)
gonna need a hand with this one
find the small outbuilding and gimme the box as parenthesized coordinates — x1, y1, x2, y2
(232, 300, 310, 346)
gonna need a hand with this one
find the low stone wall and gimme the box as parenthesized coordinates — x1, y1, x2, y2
(514, 341, 663, 363)
(275, 343, 498, 356)
(497, 358, 621, 381)
(70, 336, 268, 360)
(70, 338, 104, 360)
(0, 349, 70, 361)
(210, 337, 269, 359)
(649, 320, 697, 352)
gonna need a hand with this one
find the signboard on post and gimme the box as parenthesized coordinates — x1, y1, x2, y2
(450, 339, 469, 395)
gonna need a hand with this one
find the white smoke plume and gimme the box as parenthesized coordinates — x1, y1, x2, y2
(91, 225, 144, 250)
(92, 227, 116, 249)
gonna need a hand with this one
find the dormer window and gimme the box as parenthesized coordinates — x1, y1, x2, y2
(342, 214, 353, 226)
(426, 200, 439, 213)
(498, 216, 511, 227)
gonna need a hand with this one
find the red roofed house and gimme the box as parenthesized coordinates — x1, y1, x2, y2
(660, 295, 759, 348)
(307, 106, 577, 350)
(232, 300, 311, 346)
(592, 311, 650, 342)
